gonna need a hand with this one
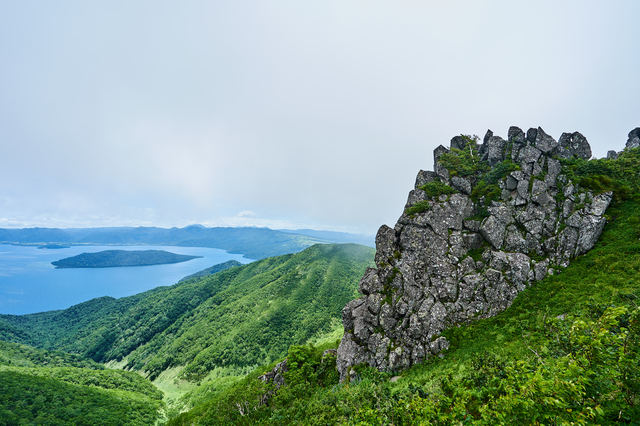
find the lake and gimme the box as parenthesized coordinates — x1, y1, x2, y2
(0, 244, 252, 315)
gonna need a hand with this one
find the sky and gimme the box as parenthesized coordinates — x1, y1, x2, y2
(0, 1, 638, 234)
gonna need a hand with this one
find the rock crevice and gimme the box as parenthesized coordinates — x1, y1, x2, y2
(337, 126, 613, 380)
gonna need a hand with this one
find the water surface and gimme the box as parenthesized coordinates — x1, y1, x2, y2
(0, 244, 252, 315)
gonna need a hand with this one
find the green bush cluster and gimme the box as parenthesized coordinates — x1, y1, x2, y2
(561, 147, 640, 201)
(419, 180, 457, 198)
(405, 178, 457, 216)
(404, 200, 431, 216)
(438, 135, 487, 177)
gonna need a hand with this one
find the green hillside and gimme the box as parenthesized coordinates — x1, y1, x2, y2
(0, 341, 163, 425)
(171, 149, 640, 424)
(178, 260, 243, 282)
(0, 244, 373, 386)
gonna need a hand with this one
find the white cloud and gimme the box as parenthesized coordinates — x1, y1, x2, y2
(0, 1, 638, 233)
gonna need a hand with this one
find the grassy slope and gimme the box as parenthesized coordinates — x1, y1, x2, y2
(172, 150, 640, 424)
(178, 259, 243, 282)
(0, 341, 163, 425)
(0, 244, 373, 388)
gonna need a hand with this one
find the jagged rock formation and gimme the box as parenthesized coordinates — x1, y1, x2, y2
(337, 126, 614, 381)
(628, 128, 640, 149)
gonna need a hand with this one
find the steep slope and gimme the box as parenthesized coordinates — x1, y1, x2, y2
(170, 138, 640, 424)
(0, 244, 373, 384)
(0, 341, 163, 425)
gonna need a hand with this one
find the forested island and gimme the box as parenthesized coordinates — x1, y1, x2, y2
(51, 250, 201, 268)
(37, 244, 70, 249)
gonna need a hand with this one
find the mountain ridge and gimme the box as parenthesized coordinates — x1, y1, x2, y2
(0, 226, 372, 259)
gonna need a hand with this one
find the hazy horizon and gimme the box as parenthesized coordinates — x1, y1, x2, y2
(2, 1, 639, 234)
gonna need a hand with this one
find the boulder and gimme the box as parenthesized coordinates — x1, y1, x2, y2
(558, 131, 592, 159)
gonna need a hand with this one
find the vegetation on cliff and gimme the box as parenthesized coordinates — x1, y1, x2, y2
(172, 147, 640, 424)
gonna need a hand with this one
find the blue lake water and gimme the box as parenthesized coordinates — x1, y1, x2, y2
(0, 244, 252, 315)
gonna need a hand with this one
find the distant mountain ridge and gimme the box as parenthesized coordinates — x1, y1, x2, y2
(0, 226, 373, 259)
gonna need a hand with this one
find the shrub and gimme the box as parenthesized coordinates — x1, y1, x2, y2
(419, 180, 457, 198)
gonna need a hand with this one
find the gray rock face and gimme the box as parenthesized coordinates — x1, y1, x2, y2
(337, 126, 614, 380)
(259, 359, 288, 404)
(558, 131, 592, 159)
(627, 128, 640, 149)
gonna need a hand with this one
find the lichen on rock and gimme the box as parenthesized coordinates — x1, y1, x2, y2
(337, 126, 614, 381)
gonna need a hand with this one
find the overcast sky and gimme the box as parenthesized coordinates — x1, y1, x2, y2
(1, 1, 638, 234)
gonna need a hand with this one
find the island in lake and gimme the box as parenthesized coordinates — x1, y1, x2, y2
(38, 243, 71, 249)
(52, 250, 202, 268)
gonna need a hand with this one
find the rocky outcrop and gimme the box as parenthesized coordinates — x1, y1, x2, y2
(337, 126, 614, 381)
(258, 359, 288, 404)
(628, 128, 640, 149)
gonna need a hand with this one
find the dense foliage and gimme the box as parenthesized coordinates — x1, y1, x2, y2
(0, 244, 373, 383)
(172, 148, 640, 424)
(0, 370, 161, 425)
(419, 180, 456, 198)
(561, 148, 640, 202)
(178, 259, 242, 282)
(437, 135, 487, 177)
(0, 340, 102, 369)
(0, 342, 163, 425)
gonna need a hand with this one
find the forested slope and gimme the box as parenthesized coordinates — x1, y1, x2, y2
(0, 244, 374, 384)
(0, 341, 163, 425)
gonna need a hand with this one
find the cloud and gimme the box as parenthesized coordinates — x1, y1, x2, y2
(236, 210, 257, 218)
(0, 1, 639, 233)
